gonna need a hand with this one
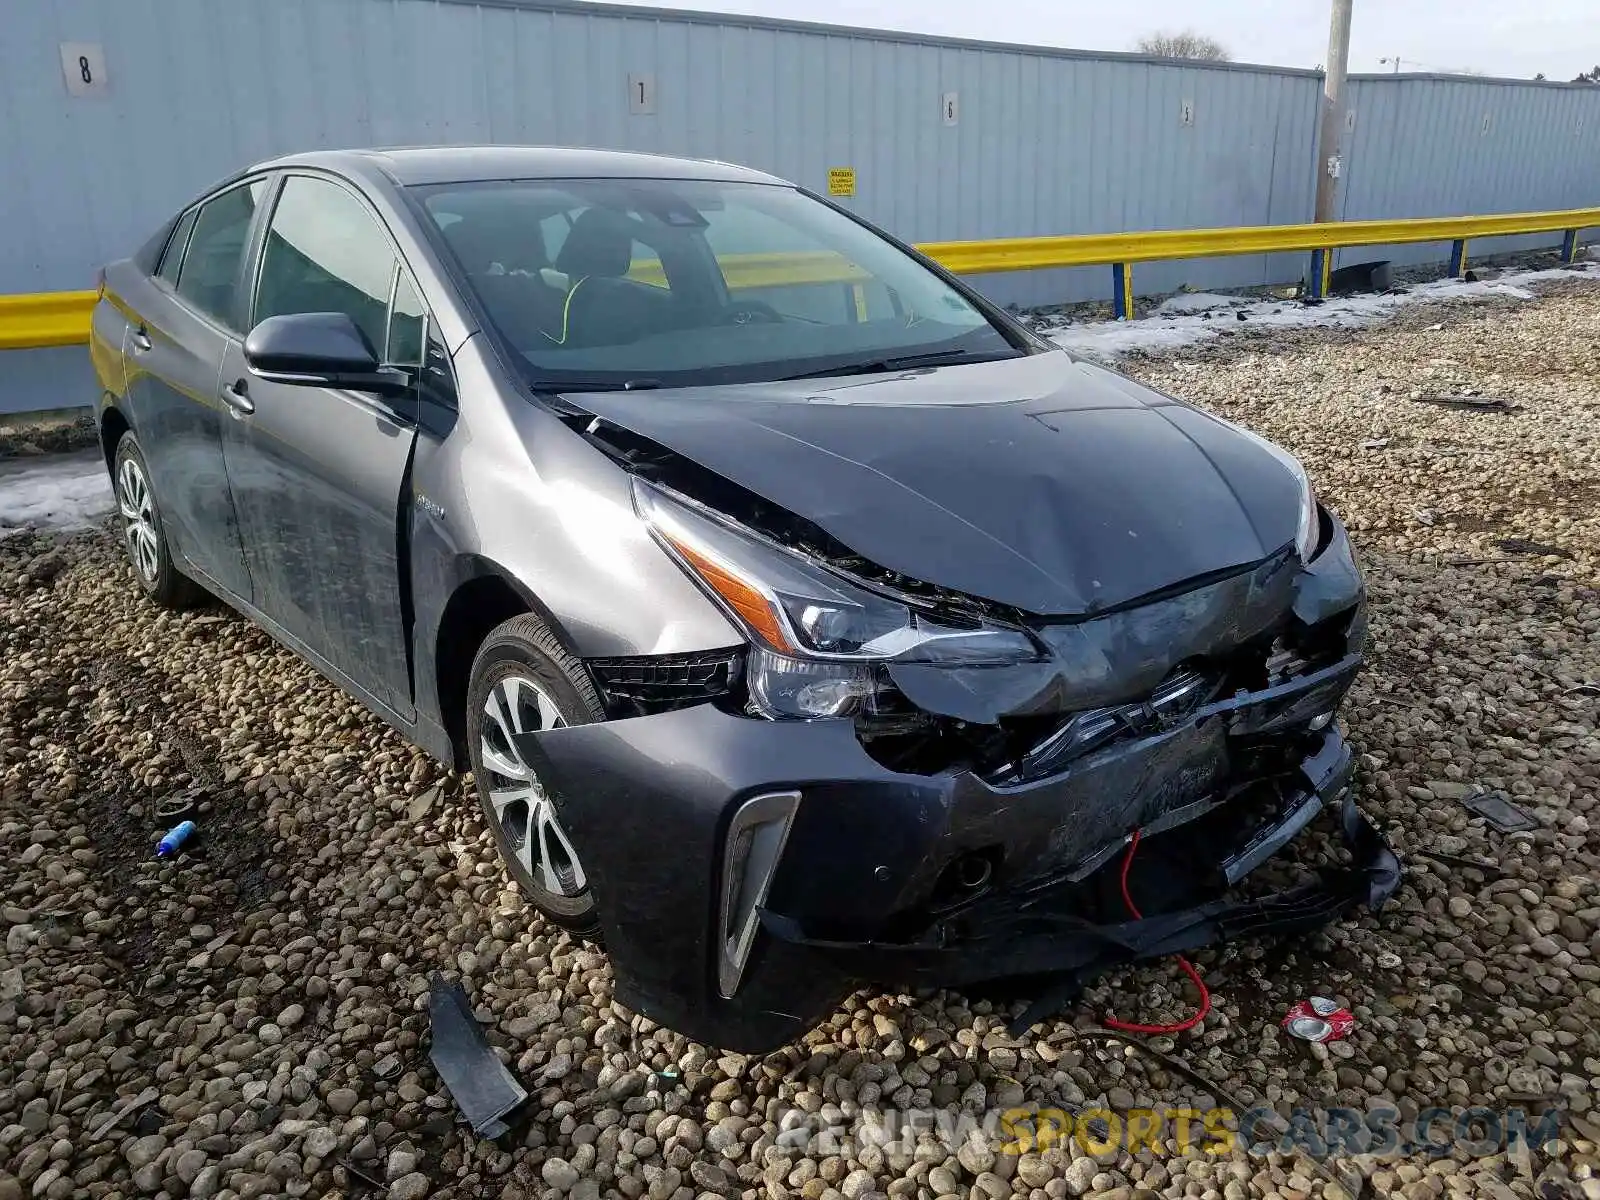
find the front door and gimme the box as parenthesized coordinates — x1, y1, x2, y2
(122, 180, 267, 599)
(219, 173, 422, 716)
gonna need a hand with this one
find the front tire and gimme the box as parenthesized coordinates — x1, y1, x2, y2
(465, 613, 604, 934)
(112, 432, 206, 610)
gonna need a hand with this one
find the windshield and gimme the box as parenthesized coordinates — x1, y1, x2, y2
(413, 177, 1023, 390)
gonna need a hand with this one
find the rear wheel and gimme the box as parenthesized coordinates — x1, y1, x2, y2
(465, 614, 604, 934)
(112, 433, 206, 609)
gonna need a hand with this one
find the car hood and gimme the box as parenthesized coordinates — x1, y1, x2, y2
(560, 350, 1304, 616)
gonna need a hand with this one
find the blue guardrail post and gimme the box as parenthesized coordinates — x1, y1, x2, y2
(1448, 239, 1468, 278)
(1112, 263, 1133, 320)
(1307, 249, 1328, 300)
(1560, 230, 1579, 263)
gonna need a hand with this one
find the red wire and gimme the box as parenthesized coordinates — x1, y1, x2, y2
(1101, 829, 1212, 1035)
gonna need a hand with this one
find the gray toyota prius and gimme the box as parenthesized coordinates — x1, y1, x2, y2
(92, 146, 1396, 1051)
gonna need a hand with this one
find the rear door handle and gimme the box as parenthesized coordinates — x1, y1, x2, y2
(129, 326, 152, 353)
(222, 380, 255, 417)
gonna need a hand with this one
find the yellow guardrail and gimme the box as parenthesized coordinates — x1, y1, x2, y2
(0, 290, 99, 351)
(923, 207, 1600, 315)
(919, 208, 1600, 274)
(4, 206, 1596, 348)
(630, 250, 871, 290)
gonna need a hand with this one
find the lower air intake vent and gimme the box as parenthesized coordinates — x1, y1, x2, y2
(589, 650, 742, 717)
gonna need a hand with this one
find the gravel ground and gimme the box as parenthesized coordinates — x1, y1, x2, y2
(3, 278, 1599, 1200)
(0, 413, 97, 462)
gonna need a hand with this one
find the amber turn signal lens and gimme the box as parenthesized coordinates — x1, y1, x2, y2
(663, 533, 796, 654)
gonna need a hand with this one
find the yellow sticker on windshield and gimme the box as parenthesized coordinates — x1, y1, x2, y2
(828, 167, 856, 197)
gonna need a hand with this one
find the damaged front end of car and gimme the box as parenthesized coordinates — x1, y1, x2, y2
(518, 446, 1399, 1053)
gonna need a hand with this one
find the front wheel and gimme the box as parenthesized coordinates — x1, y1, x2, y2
(112, 432, 207, 609)
(465, 613, 604, 934)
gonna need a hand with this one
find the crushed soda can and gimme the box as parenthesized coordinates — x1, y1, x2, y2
(1281, 996, 1355, 1042)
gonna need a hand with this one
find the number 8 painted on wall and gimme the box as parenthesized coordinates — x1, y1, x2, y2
(79, 55, 93, 84)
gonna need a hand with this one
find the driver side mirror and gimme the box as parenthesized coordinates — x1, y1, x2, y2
(244, 312, 411, 396)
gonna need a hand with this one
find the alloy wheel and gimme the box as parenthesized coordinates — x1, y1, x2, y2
(477, 673, 588, 898)
(116, 456, 160, 583)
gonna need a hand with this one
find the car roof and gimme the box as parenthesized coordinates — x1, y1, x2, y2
(251, 145, 790, 188)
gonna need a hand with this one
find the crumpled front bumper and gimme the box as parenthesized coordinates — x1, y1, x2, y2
(518, 646, 1400, 1052)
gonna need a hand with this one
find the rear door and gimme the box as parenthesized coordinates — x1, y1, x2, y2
(218, 171, 422, 716)
(121, 180, 267, 599)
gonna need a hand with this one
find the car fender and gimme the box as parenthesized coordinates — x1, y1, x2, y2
(405, 336, 741, 755)
(424, 336, 740, 656)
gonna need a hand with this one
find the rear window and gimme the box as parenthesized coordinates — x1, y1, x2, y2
(175, 180, 266, 327)
(156, 209, 198, 284)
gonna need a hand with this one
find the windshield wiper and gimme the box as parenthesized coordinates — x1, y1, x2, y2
(777, 348, 1012, 381)
(534, 378, 663, 393)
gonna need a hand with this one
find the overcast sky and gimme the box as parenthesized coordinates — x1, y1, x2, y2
(603, 0, 1598, 81)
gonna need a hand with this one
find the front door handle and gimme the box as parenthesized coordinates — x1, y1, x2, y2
(129, 326, 152, 353)
(222, 380, 255, 418)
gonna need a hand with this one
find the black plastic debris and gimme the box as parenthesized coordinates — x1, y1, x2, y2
(134, 1108, 164, 1135)
(427, 977, 528, 1138)
(339, 1158, 386, 1191)
(1412, 395, 1516, 412)
(1460, 789, 1539, 834)
(1328, 260, 1393, 295)
(155, 788, 202, 822)
(1493, 536, 1573, 560)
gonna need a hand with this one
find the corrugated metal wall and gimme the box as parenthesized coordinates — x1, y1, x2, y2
(1338, 74, 1600, 268)
(2, 0, 1325, 307)
(3, 0, 1599, 414)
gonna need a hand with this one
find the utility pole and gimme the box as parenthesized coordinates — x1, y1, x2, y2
(1313, 0, 1354, 224)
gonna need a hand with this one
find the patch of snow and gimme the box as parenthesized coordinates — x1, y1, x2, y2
(0, 450, 113, 537)
(1043, 262, 1600, 364)
(1154, 291, 1250, 315)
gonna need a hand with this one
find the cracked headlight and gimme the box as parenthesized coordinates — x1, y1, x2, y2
(636, 480, 1041, 719)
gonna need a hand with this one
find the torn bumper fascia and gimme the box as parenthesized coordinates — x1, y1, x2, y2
(427, 976, 529, 1137)
(762, 751, 1399, 990)
(516, 514, 1388, 1052)
(519, 682, 1396, 1052)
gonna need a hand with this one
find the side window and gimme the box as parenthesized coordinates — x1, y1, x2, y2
(253, 175, 396, 354)
(538, 212, 574, 263)
(156, 209, 198, 284)
(387, 271, 426, 368)
(175, 180, 266, 326)
(628, 238, 668, 290)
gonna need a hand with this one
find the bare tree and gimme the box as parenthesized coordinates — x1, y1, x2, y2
(1576, 65, 1600, 83)
(1134, 30, 1232, 62)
